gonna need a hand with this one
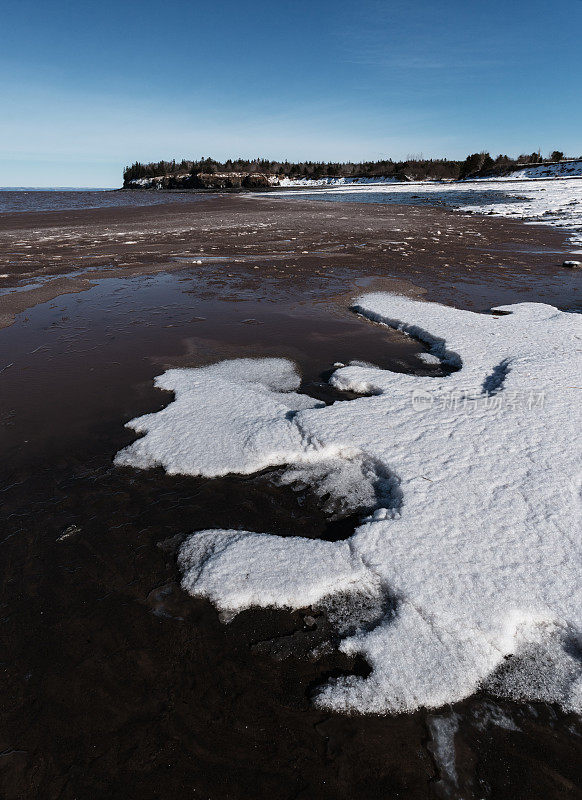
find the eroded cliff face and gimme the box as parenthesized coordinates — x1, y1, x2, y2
(125, 172, 276, 190)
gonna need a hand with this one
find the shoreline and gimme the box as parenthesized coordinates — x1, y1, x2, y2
(0, 194, 579, 331)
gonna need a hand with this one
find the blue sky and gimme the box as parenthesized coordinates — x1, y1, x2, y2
(1, 0, 581, 187)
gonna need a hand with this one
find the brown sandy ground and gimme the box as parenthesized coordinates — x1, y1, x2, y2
(0, 194, 580, 327)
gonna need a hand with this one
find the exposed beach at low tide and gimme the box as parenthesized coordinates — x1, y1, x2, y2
(1, 192, 581, 799)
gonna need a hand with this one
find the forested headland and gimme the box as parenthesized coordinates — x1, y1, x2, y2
(123, 150, 573, 187)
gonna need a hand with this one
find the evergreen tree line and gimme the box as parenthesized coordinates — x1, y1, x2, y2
(123, 150, 575, 185)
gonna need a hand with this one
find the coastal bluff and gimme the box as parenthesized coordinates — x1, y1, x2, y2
(125, 172, 275, 190)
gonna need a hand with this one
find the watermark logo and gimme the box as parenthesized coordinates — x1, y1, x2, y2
(411, 389, 545, 413)
(411, 390, 434, 411)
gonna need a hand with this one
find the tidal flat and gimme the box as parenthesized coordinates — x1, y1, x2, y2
(1, 194, 581, 799)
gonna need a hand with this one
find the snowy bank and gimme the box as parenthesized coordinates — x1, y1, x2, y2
(504, 159, 582, 180)
(274, 160, 582, 189)
(276, 176, 403, 188)
(116, 293, 582, 715)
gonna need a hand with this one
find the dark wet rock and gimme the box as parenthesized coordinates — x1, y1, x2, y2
(242, 173, 270, 189)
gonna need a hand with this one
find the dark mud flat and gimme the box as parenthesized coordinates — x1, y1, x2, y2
(1, 196, 581, 800)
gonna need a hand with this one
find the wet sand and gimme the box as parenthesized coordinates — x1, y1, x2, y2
(1, 194, 581, 327)
(1, 195, 581, 799)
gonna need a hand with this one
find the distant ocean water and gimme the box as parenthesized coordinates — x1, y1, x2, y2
(0, 189, 211, 214)
(273, 187, 524, 209)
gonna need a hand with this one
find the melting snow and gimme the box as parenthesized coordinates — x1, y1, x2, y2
(427, 713, 460, 791)
(116, 293, 582, 715)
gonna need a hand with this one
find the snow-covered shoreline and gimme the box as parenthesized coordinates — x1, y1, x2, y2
(272, 174, 582, 249)
(275, 159, 582, 187)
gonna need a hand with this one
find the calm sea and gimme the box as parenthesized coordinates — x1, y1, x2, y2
(0, 188, 211, 214)
(0, 186, 527, 215)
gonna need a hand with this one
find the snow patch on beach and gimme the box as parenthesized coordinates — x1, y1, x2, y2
(179, 531, 380, 614)
(116, 293, 582, 715)
(114, 359, 323, 477)
(457, 178, 582, 247)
